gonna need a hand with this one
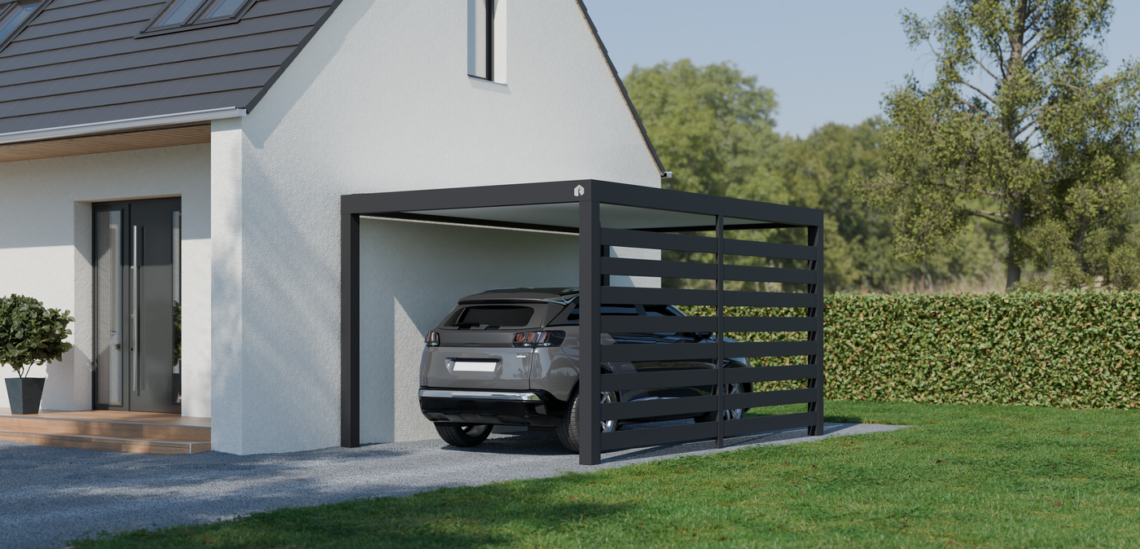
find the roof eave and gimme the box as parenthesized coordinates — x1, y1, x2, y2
(0, 107, 246, 146)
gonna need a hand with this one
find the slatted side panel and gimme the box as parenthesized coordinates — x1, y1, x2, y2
(717, 227, 823, 438)
(584, 219, 824, 454)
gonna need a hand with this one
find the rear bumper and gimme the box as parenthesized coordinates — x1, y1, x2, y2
(419, 388, 565, 427)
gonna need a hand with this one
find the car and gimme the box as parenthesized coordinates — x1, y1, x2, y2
(418, 287, 752, 452)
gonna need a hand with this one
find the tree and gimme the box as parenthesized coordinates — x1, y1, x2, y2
(625, 60, 1004, 293)
(859, 0, 1140, 289)
(778, 119, 1003, 292)
(624, 60, 782, 199)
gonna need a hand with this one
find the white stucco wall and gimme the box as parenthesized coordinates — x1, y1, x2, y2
(213, 0, 662, 453)
(0, 145, 211, 417)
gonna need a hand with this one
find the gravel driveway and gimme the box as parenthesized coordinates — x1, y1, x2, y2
(0, 421, 905, 549)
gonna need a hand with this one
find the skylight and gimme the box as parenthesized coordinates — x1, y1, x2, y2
(153, 0, 208, 28)
(200, 0, 248, 21)
(0, 0, 42, 45)
(144, 0, 253, 34)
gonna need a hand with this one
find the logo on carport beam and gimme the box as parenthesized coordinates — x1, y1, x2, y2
(573, 184, 585, 197)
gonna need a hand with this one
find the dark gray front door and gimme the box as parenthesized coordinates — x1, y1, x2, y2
(94, 198, 181, 413)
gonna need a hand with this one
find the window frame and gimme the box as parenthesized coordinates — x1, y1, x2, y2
(467, 0, 495, 81)
(0, 0, 48, 53)
(138, 0, 256, 38)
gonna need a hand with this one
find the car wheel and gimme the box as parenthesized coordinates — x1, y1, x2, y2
(695, 383, 745, 423)
(557, 389, 619, 453)
(435, 424, 492, 447)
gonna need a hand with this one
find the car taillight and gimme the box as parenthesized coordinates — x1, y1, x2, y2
(425, 331, 440, 347)
(514, 331, 565, 347)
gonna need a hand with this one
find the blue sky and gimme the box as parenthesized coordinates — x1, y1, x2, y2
(585, 1, 1140, 138)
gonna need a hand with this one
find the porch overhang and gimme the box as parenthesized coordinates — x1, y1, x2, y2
(0, 107, 245, 164)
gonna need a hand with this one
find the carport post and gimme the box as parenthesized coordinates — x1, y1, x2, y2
(578, 195, 602, 465)
(715, 214, 725, 449)
(341, 211, 361, 448)
(807, 224, 825, 436)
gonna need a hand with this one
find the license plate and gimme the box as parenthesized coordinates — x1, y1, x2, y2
(452, 360, 498, 373)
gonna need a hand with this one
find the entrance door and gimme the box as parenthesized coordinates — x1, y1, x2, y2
(93, 198, 181, 413)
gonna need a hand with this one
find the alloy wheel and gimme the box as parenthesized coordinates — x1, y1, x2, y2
(600, 391, 618, 432)
(722, 383, 744, 421)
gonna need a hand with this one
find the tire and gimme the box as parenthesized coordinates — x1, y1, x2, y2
(695, 383, 745, 423)
(435, 424, 492, 447)
(557, 389, 618, 453)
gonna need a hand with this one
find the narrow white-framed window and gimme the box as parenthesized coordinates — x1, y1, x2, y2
(468, 0, 506, 83)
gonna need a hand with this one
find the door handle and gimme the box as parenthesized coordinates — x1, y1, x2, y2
(132, 225, 141, 396)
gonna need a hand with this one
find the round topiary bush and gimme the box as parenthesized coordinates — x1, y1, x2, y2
(0, 294, 75, 378)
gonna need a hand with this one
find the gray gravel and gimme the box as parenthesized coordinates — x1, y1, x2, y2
(0, 421, 906, 549)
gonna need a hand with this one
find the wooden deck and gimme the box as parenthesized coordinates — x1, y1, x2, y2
(0, 408, 211, 454)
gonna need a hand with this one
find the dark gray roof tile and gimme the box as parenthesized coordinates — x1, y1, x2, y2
(32, 0, 154, 26)
(0, 0, 338, 135)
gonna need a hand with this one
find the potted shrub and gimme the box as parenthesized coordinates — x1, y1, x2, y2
(0, 294, 74, 414)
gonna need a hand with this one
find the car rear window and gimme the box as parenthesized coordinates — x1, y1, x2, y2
(444, 306, 535, 328)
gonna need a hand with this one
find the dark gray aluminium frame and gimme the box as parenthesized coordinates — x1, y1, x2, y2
(341, 180, 825, 465)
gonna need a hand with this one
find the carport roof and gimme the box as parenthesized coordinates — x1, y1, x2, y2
(349, 180, 822, 233)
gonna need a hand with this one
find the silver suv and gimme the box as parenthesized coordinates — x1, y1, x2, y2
(418, 288, 751, 453)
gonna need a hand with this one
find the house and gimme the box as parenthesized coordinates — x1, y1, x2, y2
(0, 0, 664, 454)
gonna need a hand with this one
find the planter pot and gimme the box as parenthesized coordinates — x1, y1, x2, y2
(5, 378, 45, 415)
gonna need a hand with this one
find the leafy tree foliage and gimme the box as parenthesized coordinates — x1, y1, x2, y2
(859, 0, 1140, 290)
(625, 59, 781, 199)
(625, 60, 1003, 292)
(778, 120, 1002, 291)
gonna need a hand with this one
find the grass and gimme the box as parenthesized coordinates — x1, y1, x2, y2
(72, 401, 1140, 548)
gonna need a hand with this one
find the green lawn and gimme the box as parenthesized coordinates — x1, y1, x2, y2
(73, 401, 1140, 548)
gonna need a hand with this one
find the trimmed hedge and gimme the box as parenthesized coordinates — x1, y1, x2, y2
(682, 291, 1140, 409)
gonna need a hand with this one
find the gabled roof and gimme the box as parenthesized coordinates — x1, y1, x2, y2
(574, 0, 664, 177)
(0, 0, 339, 136)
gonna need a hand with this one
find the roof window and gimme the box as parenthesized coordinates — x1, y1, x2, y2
(143, 0, 253, 35)
(0, 0, 42, 45)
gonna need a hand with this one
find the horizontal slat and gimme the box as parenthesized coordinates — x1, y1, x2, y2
(601, 287, 717, 306)
(601, 257, 717, 279)
(723, 239, 818, 261)
(601, 343, 716, 362)
(601, 315, 717, 333)
(601, 396, 718, 421)
(724, 265, 815, 284)
(601, 228, 717, 253)
(724, 365, 817, 384)
(600, 421, 718, 451)
(722, 412, 817, 437)
(728, 388, 816, 409)
(723, 317, 815, 333)
(724, 291, 815, 308)
(601, 369, 718, 391)
(724, 341, 815, 357)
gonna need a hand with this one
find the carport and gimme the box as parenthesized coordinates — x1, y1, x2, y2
(341, 180, 825, 465)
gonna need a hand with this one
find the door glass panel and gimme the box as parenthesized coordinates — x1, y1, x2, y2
(96, 211, 124, 407)
(173, 211, 181, 405)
